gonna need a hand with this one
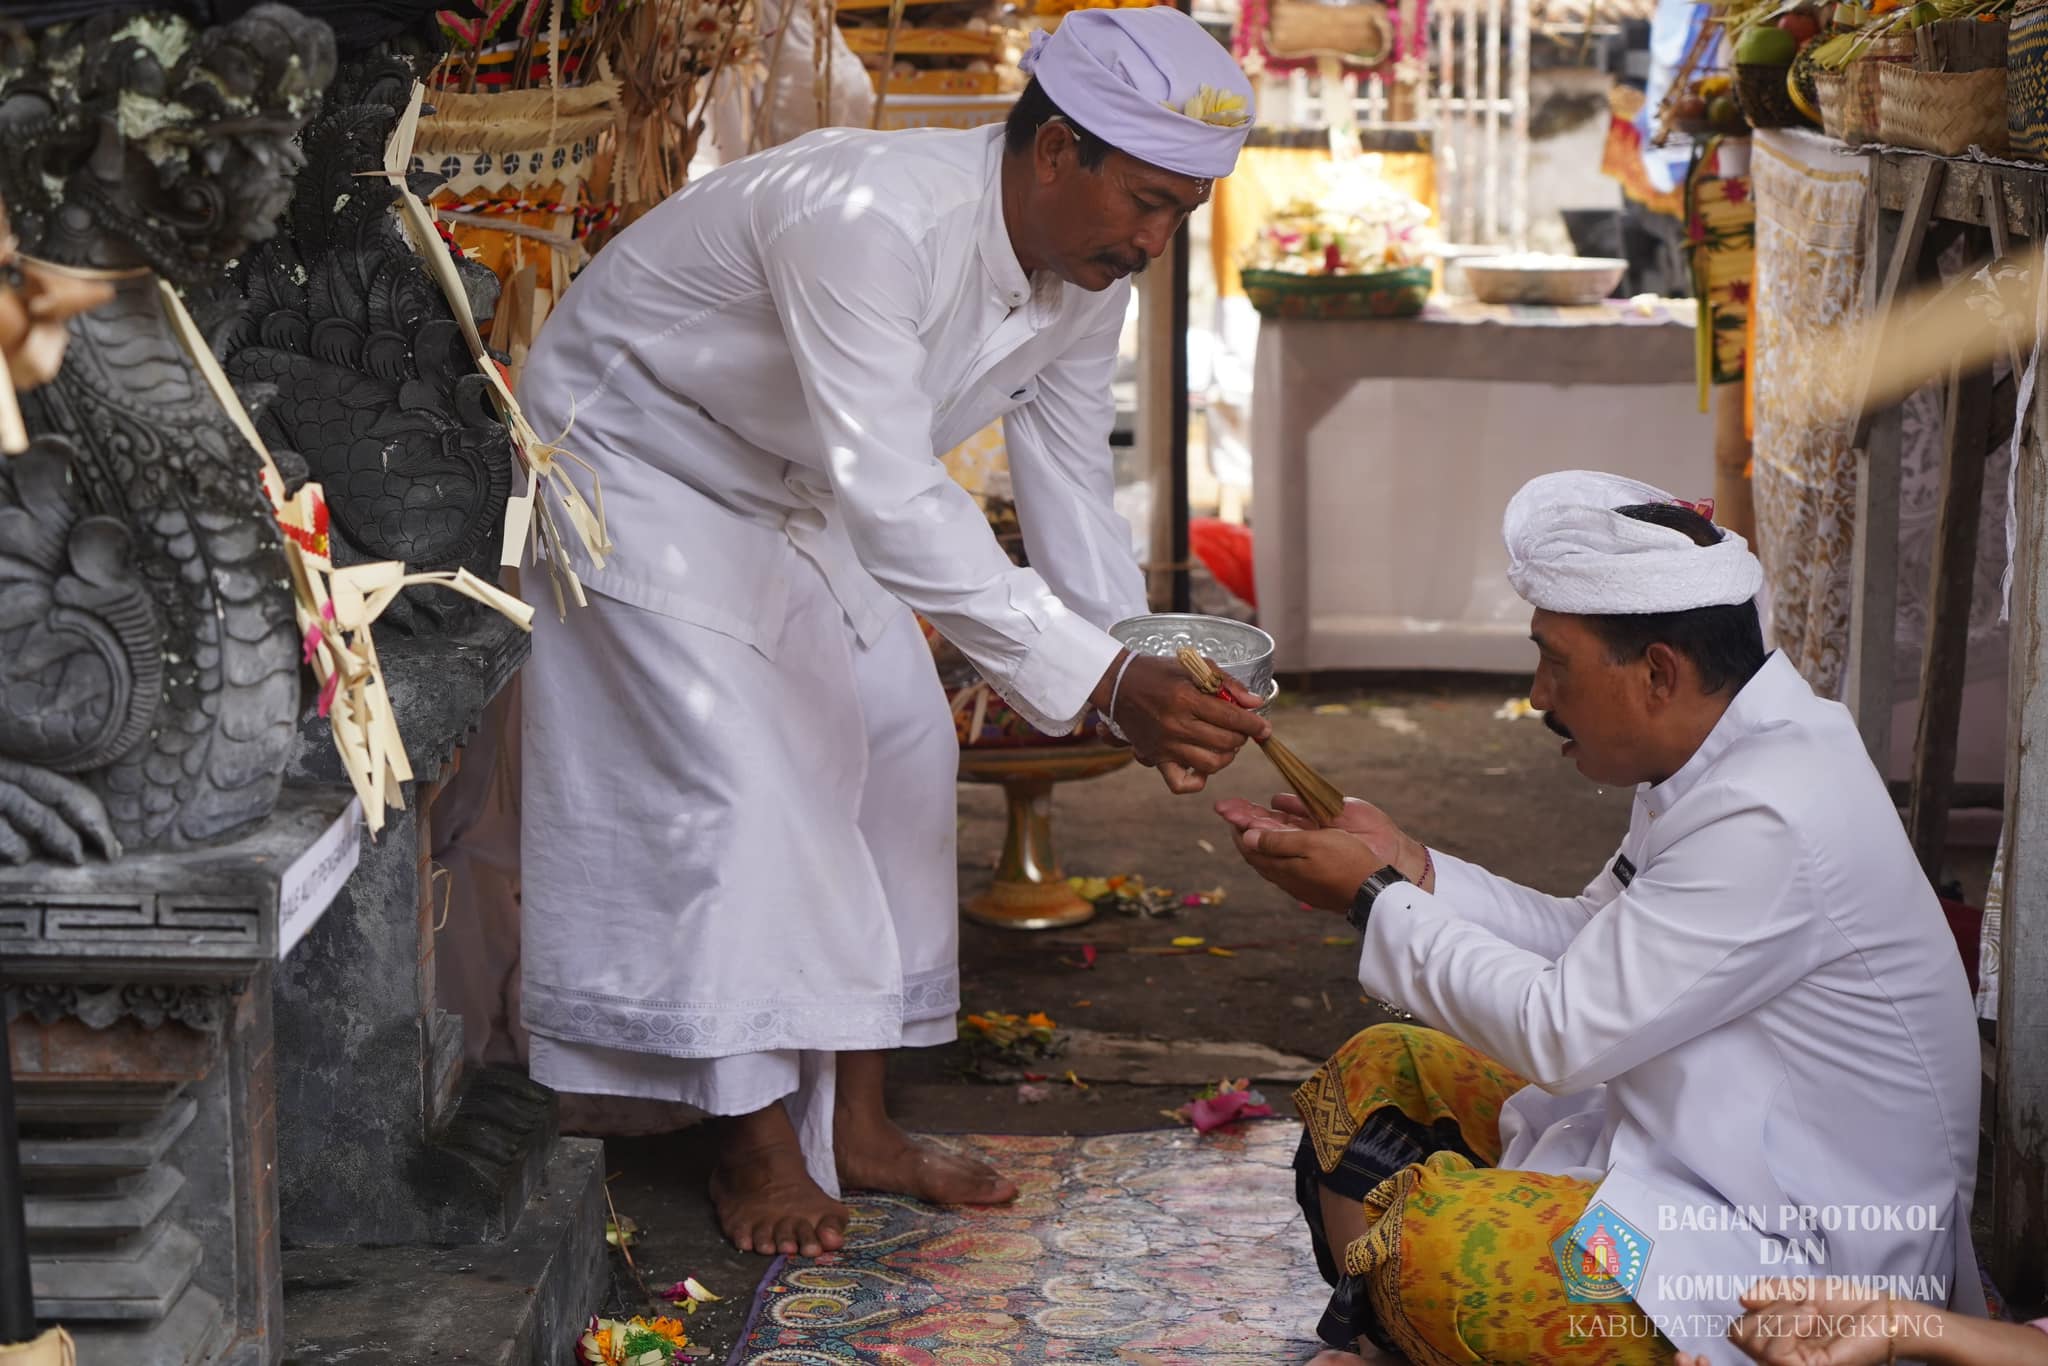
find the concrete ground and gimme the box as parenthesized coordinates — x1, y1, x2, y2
(590, 675, 2009, 1356)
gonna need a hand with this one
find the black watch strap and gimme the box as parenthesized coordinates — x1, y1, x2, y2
(1347, 864, 1409, 934)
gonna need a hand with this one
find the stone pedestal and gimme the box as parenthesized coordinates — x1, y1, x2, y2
(273, 615, 606, 1366)
(1, 789, 359, 1366)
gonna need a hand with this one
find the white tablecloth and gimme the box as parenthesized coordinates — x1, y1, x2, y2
(1250, 300, 1714, 674)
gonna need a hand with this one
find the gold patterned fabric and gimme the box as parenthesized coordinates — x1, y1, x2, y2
(1349, 1152, 1672, 1366)
(1686, 144, 1756, 388)
(1749, 132, 1873, 695)
(1294, 1021, 1523, 1174)
(1292, 1025, 1672, 1365)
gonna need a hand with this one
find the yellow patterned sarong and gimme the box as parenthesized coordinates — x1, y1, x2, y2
(1292, 1024, 1672, 1365)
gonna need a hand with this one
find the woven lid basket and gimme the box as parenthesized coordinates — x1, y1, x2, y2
(1265, 0, 1396, 62)
(1817, 32, 1915, 143)
(1878, 62, 2009, 155)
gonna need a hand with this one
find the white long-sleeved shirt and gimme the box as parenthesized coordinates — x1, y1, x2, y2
(516, 123, 1147, 731)
(1361, 652, 1985, 1360)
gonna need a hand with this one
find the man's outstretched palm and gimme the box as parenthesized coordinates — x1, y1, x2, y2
(1214, 795, 1420, 910)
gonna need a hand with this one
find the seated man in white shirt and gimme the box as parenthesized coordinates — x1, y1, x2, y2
(1217, 471, 1984, 1366)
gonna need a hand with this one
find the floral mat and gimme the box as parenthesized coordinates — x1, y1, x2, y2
(728, 1123, 1328, 1365)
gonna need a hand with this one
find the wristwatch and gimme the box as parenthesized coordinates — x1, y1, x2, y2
(1347, 865, 1410, 934)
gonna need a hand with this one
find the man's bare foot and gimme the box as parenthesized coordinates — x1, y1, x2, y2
(834, 1113, 1020, 1206)
(832, 1048, 1020, 1206)
(710, 1106, 848, 1258)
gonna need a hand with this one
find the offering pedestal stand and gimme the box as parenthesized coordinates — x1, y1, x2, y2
(959, 745, 1134, 931)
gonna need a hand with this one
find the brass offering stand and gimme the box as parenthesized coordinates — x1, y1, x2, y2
(959, 743, 1135, 931)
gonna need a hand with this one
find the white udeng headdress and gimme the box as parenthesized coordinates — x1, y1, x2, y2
(1503, 470, 1764, 615)
(1020, 8, 1255, 180)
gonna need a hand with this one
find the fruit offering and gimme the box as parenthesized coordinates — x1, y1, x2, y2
(1730, 3, 1836, 68)
(1736, 22, 1801, 59)
(1673, 69, 1749, 131)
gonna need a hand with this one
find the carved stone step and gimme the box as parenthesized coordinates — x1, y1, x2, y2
(434, 1065, 560, 1237)
(13, 1079, 188, 1125)
(18, 1096, 197, 1178)
(70, 1283, 228, 1366)
(31, 1220, 204, 1321)
(283, 1138, 606, 1366)
(26, 1164, 185, 1239)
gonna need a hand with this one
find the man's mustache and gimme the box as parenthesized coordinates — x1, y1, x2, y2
(1543, 711, 1574, 742)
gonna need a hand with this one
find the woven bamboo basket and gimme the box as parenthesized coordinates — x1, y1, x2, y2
(1878, 61, 2009, 154)
(1735, 61, 1808, 128)
(1265, 0, 1395, 62)
(1916, 15, 2009, 72)
(1240, 266, 1432, 320)
(1819, 36, 1915, 144)
(411, 81, 622, 197)
(1815, 69, 1853, 140)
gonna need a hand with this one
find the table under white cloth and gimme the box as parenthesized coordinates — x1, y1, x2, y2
(1250, 298, 1714, 673)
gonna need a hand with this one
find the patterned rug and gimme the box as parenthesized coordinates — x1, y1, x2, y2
(729, 1123, 1329, 1365)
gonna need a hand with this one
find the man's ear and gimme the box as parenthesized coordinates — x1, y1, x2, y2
(1034, 119, 1073, 182)
(1642, 640, 1685, 704)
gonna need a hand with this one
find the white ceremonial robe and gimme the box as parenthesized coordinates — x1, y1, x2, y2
(514, 123, 1147, 1190)
(1360, 652, 1985, 1362)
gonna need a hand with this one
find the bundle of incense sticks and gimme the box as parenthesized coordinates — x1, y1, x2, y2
(1175, 648, 1348, 826)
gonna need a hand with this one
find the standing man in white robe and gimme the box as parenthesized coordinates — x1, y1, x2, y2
(1219, 471, 1984, 1365)
(516, 8, 1268, 1260)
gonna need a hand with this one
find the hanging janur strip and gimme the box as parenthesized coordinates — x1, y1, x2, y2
(383, 81, 615, 620)
(157, 280, 533, 836)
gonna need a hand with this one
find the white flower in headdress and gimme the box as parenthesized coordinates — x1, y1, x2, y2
(1167, 84, 1250, 127)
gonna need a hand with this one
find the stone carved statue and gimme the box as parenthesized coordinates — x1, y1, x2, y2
(0, 4, 335, 861)
(216, 51, 516, 620)
(0, 438, 154, 864)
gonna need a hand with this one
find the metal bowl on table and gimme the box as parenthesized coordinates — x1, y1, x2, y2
(1457, 253, 1629, 306)
(1110, 613, 1276, 703)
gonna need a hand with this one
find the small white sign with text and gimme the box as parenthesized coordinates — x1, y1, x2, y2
(278, 798, 363, 959)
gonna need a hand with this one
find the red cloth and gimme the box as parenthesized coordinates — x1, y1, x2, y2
(1190, 517, 1256, 609)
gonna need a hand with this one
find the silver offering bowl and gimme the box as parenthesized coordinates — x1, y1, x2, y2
(1110, 613, 1277, 704)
